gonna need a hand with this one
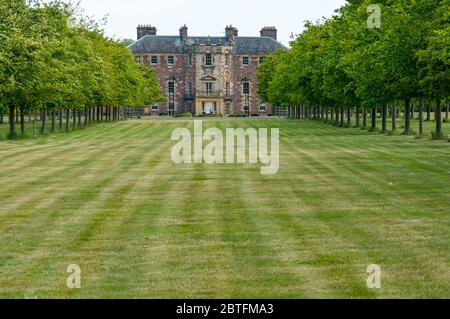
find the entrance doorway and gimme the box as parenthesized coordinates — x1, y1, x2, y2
(204, 102, 216, 115)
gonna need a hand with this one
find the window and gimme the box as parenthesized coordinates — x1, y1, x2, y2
(260, 104, 266, 112)
(225, 54, 230, 66)
(242, 82, 250, 95)
(187, 82, 193, 97)
(225, 82, 231, 96)
(205, 82, 213, 95)
(151, 56, 158, 64)
(259, 56, 266, 65)
(187, 54, 193, 67)
(167, 56, 175, 65)
(135, 55, 142, 63)
(168, 82, 175, 94)
(205, 53, 212, 66)
(152, 105, 159, 110)
(242, 56, 250, 65)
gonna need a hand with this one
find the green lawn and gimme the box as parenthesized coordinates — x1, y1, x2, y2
(0, 118, 449, 298)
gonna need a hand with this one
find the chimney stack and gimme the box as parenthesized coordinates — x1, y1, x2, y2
(137, 25, 157, 40)
(225, 25, 238, 42)
(260, 26, 277, 41)
(179, 25, 188, 43)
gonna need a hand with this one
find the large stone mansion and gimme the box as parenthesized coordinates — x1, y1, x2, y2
(128, 25, 285, 116)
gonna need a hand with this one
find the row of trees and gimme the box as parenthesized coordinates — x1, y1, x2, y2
(258, 0, 450, 139)
(0, 0, 164, 139)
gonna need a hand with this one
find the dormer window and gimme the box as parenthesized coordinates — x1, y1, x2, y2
(242, 56, 250, 66)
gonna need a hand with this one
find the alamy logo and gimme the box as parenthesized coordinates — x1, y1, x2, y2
(171, 121, 280, 175)
(366, 264, 382, 289)
(367, 4, 381, 29)
(66, 264, 81, 289)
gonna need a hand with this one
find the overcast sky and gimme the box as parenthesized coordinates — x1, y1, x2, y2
(77, 0, 347, 46)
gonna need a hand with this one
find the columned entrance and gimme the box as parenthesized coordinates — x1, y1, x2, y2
(195, 99, 223, 116)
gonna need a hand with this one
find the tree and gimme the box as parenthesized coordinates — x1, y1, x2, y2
(417, 0, 450, 139)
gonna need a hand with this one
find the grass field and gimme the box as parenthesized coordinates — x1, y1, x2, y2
(0, 118, 449, 298)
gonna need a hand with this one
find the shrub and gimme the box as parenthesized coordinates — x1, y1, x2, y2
(176, 112, 193, 117)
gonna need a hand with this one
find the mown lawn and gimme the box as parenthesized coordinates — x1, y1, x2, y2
(0, 118, 449, 298)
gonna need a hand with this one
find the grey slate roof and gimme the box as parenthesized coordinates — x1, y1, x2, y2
(129, 36, 184, 54)
(129, 35, 286, 55)
(233, 37, 285, 54)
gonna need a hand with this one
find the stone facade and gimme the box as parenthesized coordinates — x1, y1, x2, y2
(129, 25, 285, 116)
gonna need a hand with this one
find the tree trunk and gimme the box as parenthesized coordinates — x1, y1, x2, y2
(72, 109, 76, 130)
(418, 98, 424, 136)
(392, 101, 397, 131)
(426, 103, 431, 121)
(0, 111, 3, 124)
(340, 107, 344, 127)
(404, 98, 411, 134)
(363, 108, 367, 129)
(84, 109, 88, 126)
(371, 107, 377, 130)
(347, 108, 351, 127)
(9, 105, 16, 138)
(355, 106, 360, 128)
(446, 100, 449, 122)
(59, 110, 63, 130)
(335, 108, 339, 126)
(78, 110, 81, 127)
(20, 107, 25, 136)
(33, 110, 37, 139)
(435, 98, 443, 139)
(40, 110, 46, 134)
(66, 109, 70, 132)
(51, 111, 55, 132)
(381, 104, 387, 133)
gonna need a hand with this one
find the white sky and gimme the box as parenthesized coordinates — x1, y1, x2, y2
(77, 0, 347, 46)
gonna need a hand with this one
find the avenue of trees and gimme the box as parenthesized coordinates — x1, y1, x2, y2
(0, 0, 164, 139)
(259, 0, 450, 139)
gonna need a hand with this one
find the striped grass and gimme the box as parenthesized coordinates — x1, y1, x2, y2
(0, 118, 449, 298)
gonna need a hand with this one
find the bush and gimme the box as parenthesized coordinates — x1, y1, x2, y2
(176, 112, 193, 117)
(227, 113, 246, 118)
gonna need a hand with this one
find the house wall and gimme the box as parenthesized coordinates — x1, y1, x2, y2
(140, 47, 272, 116)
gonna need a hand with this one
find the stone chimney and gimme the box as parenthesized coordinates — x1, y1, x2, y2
(225, 25, 238, 42)
(137, 25, 157, 40)
(260, 26, 277, 41)
(179, 25, 188, 43)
